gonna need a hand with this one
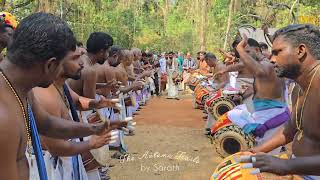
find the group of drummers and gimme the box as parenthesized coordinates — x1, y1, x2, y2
(0, 12, 160, 180)
(186, 25, 320, 179)
(2, 11, 320, 180)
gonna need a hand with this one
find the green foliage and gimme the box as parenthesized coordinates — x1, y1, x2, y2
(3, 0, 319, 54)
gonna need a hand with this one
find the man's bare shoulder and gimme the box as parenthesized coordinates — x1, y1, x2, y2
(104, 69, 115, 81)
(0, 101, 20, 140)
(94, 64, 106, 77)
(32, 87, 61, 114)
(115, 66, 126, 75)
(82, 65, 97, 77)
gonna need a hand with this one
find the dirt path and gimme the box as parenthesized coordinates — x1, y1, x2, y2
(109, 94, 222, 180)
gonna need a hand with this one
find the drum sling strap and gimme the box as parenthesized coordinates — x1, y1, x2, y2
(28, 103, 48, 180)
(63, 83, 81, 180)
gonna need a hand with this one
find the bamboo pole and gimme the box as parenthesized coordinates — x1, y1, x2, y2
(223, 0, 234, 50)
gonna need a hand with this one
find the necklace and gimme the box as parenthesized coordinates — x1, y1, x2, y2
(53, 83, 70, 110)
(0, 71, 32, 154)
(295, 64, 320, 141)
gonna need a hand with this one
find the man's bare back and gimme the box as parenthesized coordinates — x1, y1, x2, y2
(212, 62, 228, 84)
(244, 24, 320, 176)
(95, 63, 117, 97)
(253, 60, 284, 100)
(236, 37, 284, 101)
(116, 63, 129, 85)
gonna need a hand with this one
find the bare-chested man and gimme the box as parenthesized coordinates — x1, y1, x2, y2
(241, 24, 320, 178)
(105, 47, 143, 110)
(202, 53, 230, 133)
(0, 22, 13, 62)
(67, 32, 117, 179)
(116, 50, 144, 134)
(204, 52, 229, 90)
(68, 32, 113, 99)
(32, 45, 125, 180)
(95, 57, 118, 98)
(116, 50, 144, 94)
(0, 12, 111, 180)
(131, 48, 143, 75)
(237, 36, 285, 107)
(216, 39, 263, 112)
(211, 36, 290, 151)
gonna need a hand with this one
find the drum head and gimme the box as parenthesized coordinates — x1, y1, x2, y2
(213, 125, 255, 158)
(210, 152, 295, 180)
(210, 97, 235, 120)
(90, 146, 110, 166)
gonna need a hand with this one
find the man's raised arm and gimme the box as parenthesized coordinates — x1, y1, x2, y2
(236, 35, 268, 77)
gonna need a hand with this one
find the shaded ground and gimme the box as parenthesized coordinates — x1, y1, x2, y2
(109, 93, 222, 180)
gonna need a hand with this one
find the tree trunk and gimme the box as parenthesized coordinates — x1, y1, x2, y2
(37, 0, 51, 12)
(199, 0, 209, 51)
(233, 0, 239, 14)
(223, 0, 234, 50)
(159, 0, 169, 37)
(1, 0, 6, 10)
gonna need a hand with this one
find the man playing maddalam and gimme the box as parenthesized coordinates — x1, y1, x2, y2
(241, 24, 320, 178)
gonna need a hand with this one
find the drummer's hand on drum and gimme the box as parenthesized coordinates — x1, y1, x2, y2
(132, 81, 144, 91)
(240, 153, 291, 176)
(108, 79, 120, 90)
(109, 120, 130, 130)
(94, 95, 118, 108)
(89, 132, 112, 149)
(95, 120, 129, 135)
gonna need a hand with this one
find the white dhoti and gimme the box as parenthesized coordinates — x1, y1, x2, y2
(148, 77, 156, 94)
(167, 69, 178, 98)
(227, 104, 288, 155)
(28, 151, 88, 180)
